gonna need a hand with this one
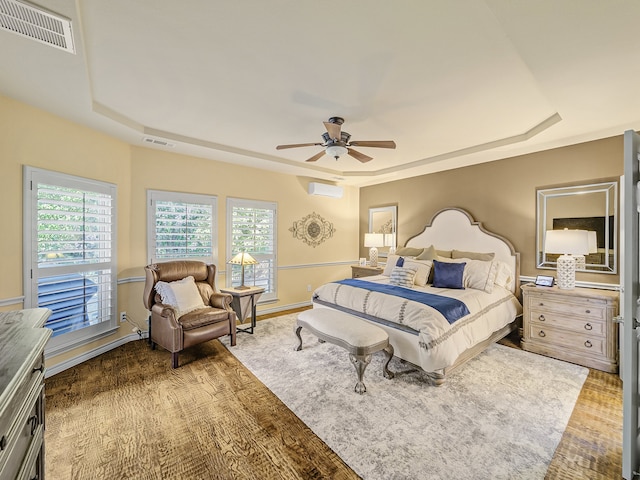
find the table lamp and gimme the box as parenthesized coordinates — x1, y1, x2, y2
(544, 229, 590, 289)
(573, 230, 598, 270)
(364, 233, 384, 267)
(228, 252, 258, 290)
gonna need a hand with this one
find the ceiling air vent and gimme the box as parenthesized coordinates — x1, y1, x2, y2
(0, 0, 75, 54)
(143, 137, 176, 148)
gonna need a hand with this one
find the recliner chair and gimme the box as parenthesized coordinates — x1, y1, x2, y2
(143, 260, 236, 368)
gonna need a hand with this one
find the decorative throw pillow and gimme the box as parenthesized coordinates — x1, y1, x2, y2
(389, 265, 418, 288)
(432, 260, 465, 289)
(451, 249, 496, 261)
(403, 259, 432, 287)
(155, 276, 205, 318)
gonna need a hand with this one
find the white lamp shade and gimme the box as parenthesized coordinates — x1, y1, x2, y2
(364, 233, 385, 248)
(544, 229, 590, 255)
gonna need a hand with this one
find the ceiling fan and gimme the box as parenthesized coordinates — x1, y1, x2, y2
(276, 117, 396, 163)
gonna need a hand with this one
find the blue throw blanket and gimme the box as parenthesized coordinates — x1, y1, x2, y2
(335, 279, 470, 324)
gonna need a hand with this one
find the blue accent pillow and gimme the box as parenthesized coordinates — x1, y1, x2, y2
(432, 260, 466, 289)
(396, 256, 405, 267)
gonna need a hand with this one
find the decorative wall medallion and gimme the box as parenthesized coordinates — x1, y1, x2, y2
(289, 212, 336, 247)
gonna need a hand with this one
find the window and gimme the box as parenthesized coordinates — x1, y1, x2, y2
(226, 198, 277, 301)
(147, 190, 217, 264)
(23, 167, 117, 353)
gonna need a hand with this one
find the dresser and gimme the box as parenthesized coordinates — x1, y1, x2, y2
(0, 308, 51, 480)
(351, 265, 383, 278)
(521, 284, 619, 373)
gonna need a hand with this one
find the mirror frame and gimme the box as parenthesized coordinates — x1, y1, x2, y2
(536, 180, 618, 274)
(368, 205, 397, 258)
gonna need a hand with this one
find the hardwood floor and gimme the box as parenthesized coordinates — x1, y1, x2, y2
(45, 308, 622, 479)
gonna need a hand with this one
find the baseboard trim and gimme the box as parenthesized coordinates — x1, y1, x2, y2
(45, 331, 148, 379)
(44, 302, 311, 377)
(258, 300, 311, 316)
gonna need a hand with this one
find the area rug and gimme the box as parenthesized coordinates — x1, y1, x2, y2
(221, 314, 588, 480)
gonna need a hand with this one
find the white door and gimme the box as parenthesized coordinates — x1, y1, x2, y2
(623, 129, 640, 479)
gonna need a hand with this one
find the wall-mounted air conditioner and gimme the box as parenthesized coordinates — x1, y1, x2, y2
(308, 182, 343, 198)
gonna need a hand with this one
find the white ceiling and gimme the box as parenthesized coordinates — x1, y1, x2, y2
(2, 0, 640, 187)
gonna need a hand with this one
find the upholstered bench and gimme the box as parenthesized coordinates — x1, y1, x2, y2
(294, 308, 394, 394)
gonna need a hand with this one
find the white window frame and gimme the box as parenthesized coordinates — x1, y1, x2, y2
(226, 198, 277, 302)
(147, 190, 217, 265)
(23, 166, 118, 355)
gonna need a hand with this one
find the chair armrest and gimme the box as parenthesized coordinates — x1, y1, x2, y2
(151, 303, 180, 327)
(210, 292, 233, 310)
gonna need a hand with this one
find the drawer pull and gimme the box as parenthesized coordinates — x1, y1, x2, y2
(0, 434, 6, 450)
(584, 340, 593, 348)
(585, 309, 591, 314)
(28, 415, 38, 435)
(538, 315, 545, 321)
(538, 330, 546, 338)
(584, 323, 593, 331)
(538, 302, 544, 306)
(33, 364, 44, 374)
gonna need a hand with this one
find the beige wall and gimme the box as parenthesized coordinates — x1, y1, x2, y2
(0, 94, 358, 370)
(2, 91, 624, 371)
(360, 136, 623, 285)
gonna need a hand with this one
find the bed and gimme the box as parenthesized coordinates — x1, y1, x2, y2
(312, 207, 523, 385)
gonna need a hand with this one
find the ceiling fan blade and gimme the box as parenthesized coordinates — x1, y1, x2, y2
(347, 148, 373, 163)
(276, 142, 322, 150)
(348, 140, 396, 149)
(323, 121, 342, 141)
(305, 150, 326, 162)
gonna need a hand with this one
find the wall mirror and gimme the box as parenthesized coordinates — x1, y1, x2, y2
(536, 180, 618, 273)
(369, 205, 397, 258)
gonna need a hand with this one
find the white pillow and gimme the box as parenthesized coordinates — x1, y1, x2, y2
(494, 261, 513, 290)
(389, 265, 418, 288)
(382, 254, 401, 276)
(403, 259, 432, 287)
(463, 260, 498, 293)
(155, 276, 205, 318)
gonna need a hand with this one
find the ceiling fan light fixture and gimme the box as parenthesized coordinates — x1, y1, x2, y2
(326, 144, 348, 159)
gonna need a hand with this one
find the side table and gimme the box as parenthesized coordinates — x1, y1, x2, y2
(351, 265, 384, 278)
(220, 286, 265, 334)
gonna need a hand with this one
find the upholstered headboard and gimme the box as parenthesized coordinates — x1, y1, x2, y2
(404, 208, 520, 293)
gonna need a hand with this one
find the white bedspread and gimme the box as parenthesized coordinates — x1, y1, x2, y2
(312, 275, 523, 373)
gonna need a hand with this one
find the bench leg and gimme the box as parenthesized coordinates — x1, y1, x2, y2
(293, 325, 303, 351)
(349, 353, 372, 395)
(382, 344, 395, 379)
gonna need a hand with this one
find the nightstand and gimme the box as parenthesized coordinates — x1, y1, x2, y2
(220, 286, 264, 334)
(351, 265, 384, 278)
(521, 284, 619, 372)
